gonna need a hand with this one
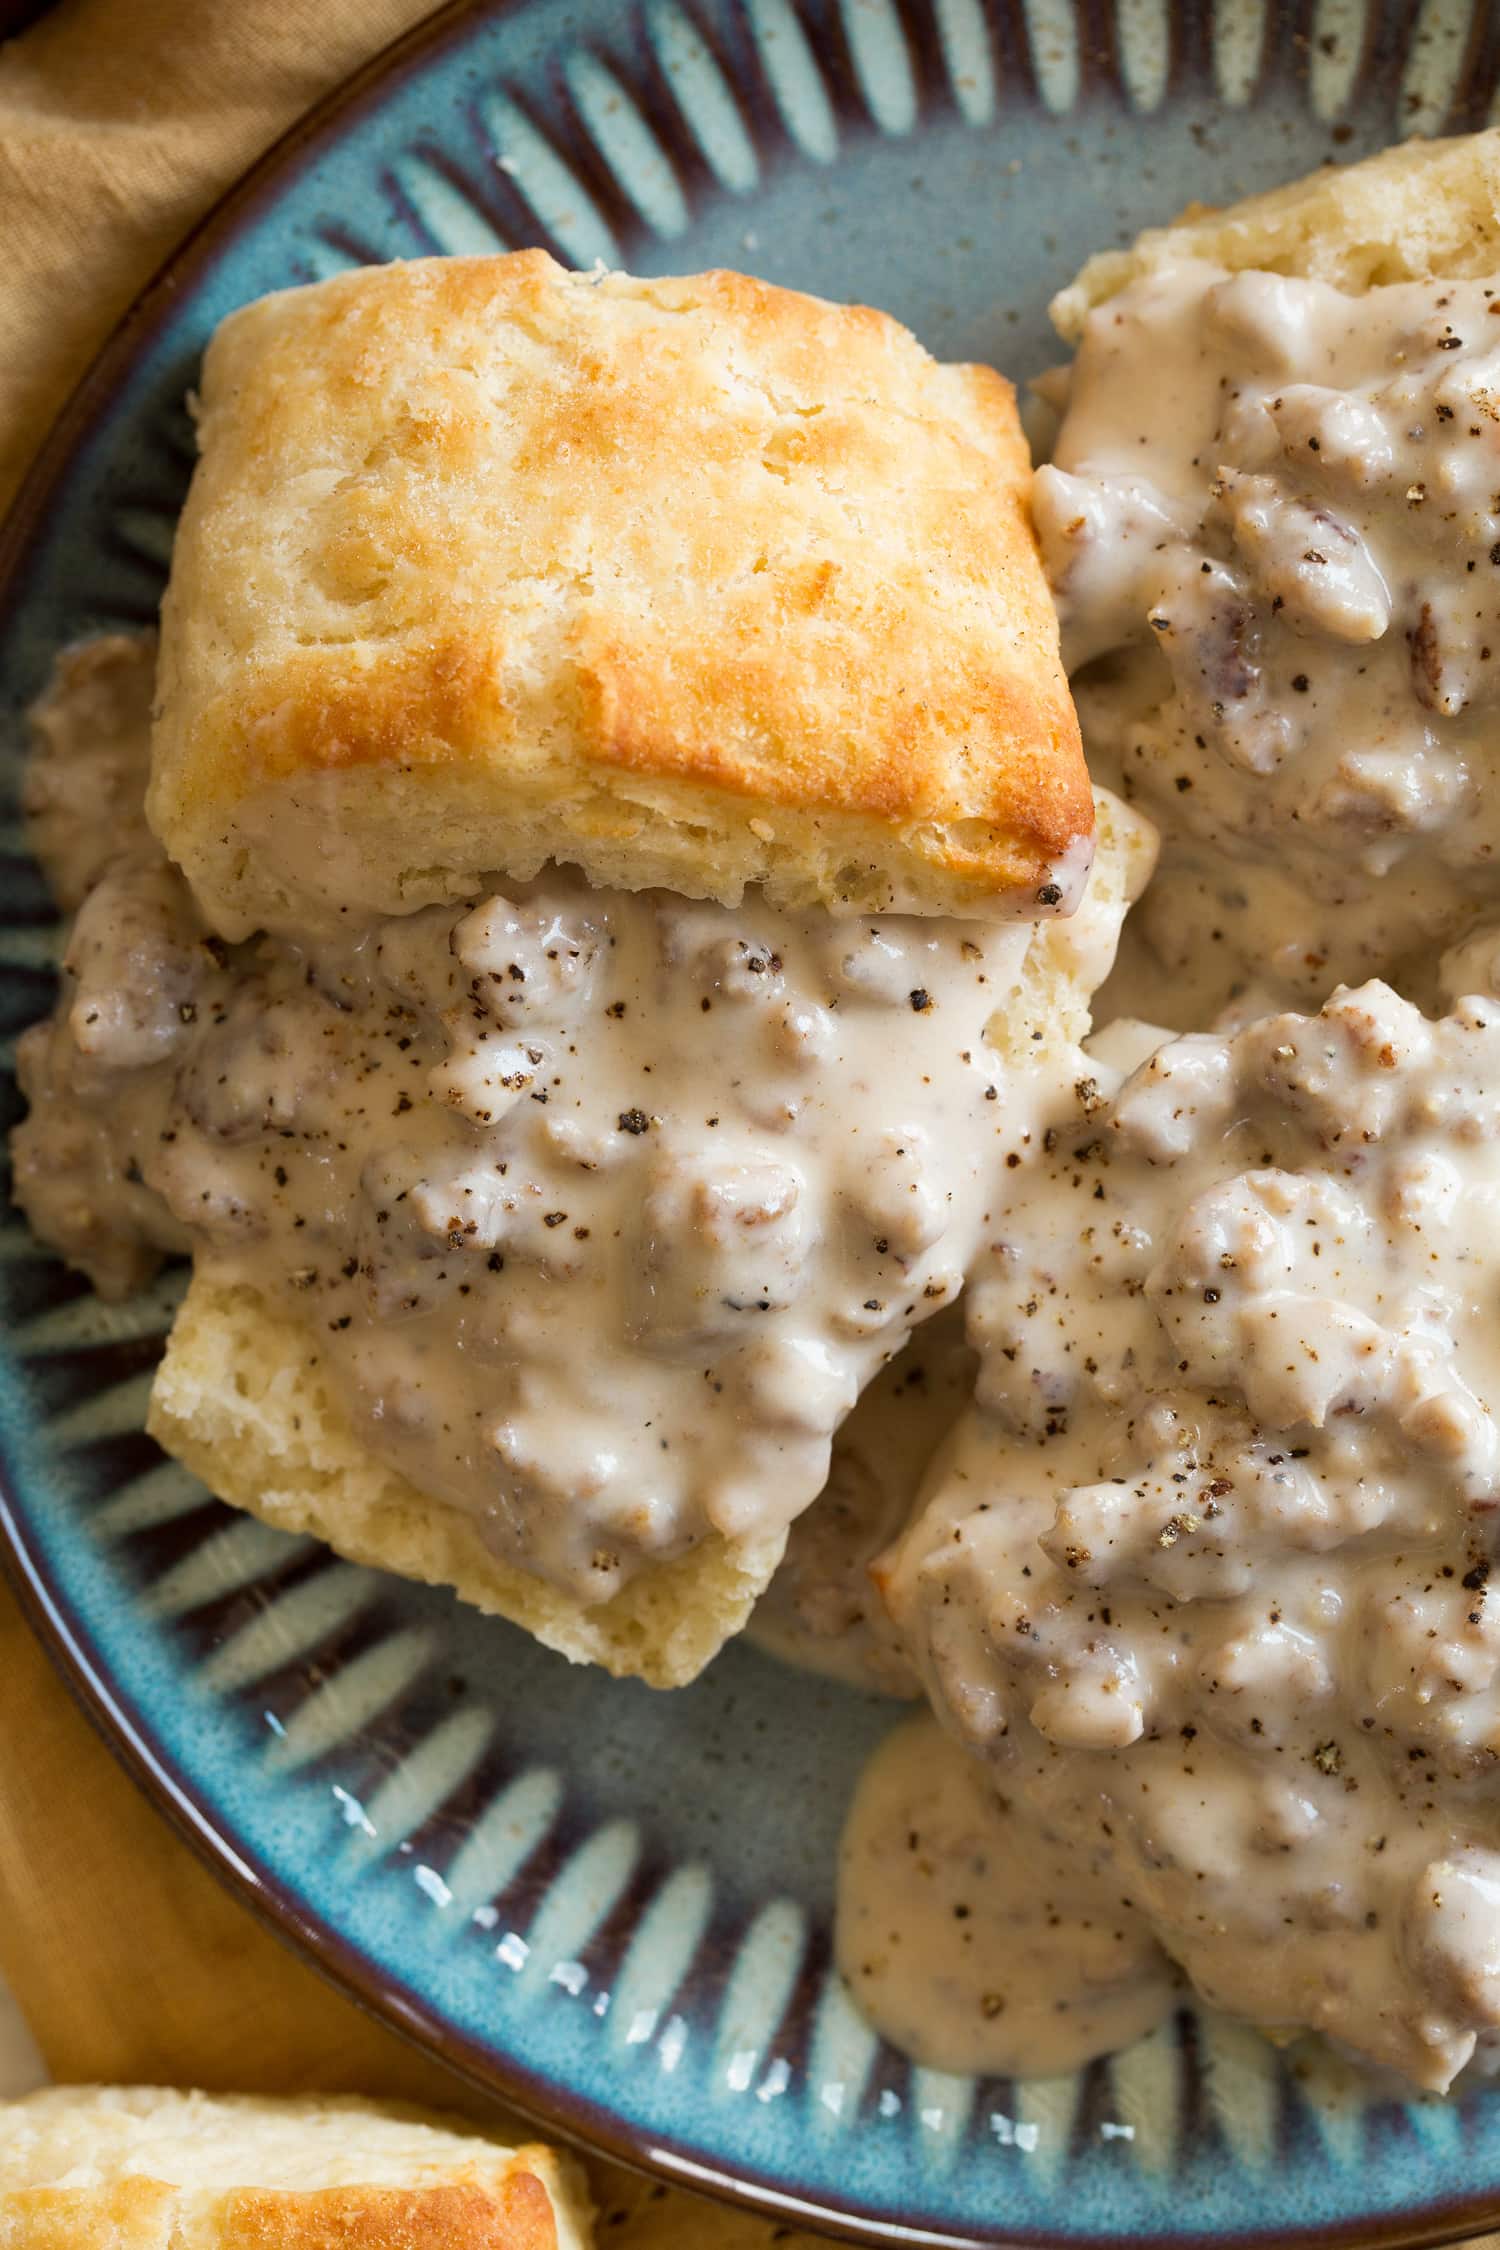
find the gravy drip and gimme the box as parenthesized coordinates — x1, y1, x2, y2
(836, 1712, 1180, 2073)
(746, 1305, 974, 1695)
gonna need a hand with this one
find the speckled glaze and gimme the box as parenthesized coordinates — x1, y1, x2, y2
(4, 3, 1500, 2242)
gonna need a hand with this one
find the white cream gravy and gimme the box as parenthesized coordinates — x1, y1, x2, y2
(837, 1713, 1180, 2074)
(1037, 263, 1500, 1025)
(880, 981, 1500, 2090)
(13, 639, 1114, 1612)
(746, 1305, 974, 1696)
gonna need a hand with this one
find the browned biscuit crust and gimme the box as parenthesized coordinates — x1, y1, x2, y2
(149, 253, 1088, 936)
(0, 2092, 590, 2250)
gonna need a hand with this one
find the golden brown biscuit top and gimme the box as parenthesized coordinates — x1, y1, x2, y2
(2, 2175, 560, 2250)
(0, 2089, 588, 2250)
(149, 251, 1088, 934)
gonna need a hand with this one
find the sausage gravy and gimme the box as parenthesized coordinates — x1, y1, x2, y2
(1035, 265, 1500, 1025)
(867, 981, 1500, 2089)
(13, 640, 1107, 1608)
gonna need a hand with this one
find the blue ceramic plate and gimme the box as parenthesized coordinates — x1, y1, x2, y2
(3, 3, 1500, 2242)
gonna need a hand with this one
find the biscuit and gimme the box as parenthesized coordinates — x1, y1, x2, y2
(147, 1271, 785, 1689)
(0, 2087, 591, 2249)
(1052, 125, 1500, 340)
(148, 253, 1089, 939)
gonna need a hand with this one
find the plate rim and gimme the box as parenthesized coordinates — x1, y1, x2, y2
(1, 4, 1500, 2243)
(5, 1502, 1497, 2250)
(0, 1467, 904, 2247)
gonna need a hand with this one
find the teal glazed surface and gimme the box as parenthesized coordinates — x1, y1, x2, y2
(4, 2, 1500, 2242)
